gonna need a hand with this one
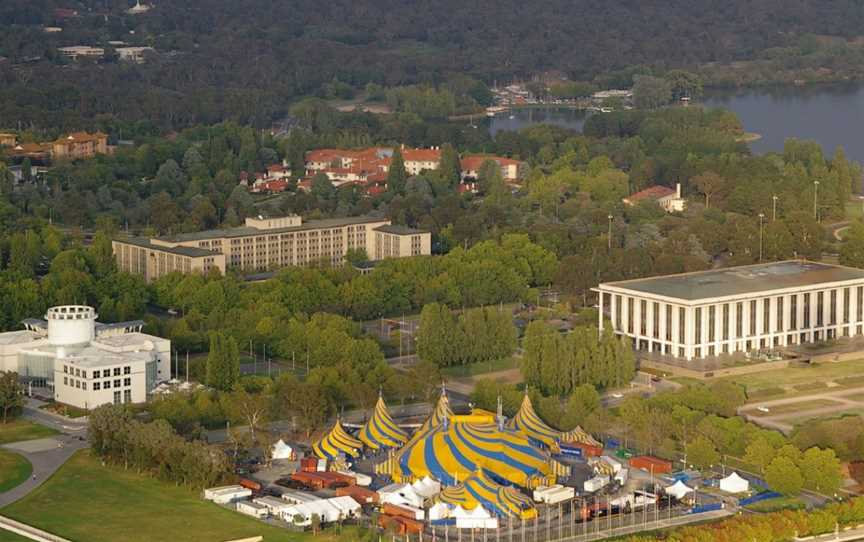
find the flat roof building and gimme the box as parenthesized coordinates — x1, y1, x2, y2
(113, 215, 431, 282)
(0, 306, 170, 410)
(596, 260, 864, 361)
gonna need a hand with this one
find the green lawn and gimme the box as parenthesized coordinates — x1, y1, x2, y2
(715, 359, 864, 400)
(0, 450, 31, 493)
(0, 531, 31, 541)
(744, 399, 838, 417)
(744, 495, 806, 512)
(2, 450, 358, 542)
(0, 420, 58, 445)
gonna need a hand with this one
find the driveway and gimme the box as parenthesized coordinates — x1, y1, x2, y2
(0, 434, 88, 507)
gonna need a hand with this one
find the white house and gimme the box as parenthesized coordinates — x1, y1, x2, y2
(623, 183, 685, 213)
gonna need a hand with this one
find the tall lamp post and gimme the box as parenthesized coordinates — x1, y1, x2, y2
(813, 180, 820, 221)
(772, 195, 778, 222)
(758, 213, 765, 262)
(607, 214, 613, 251)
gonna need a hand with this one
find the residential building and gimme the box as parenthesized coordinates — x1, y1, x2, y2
(0, 133, 16, 147)
(623, 183, 685, 213)
(113, 215, 431, 282)
(401, 147, 441, 175)
(127, 0, 152, 14)
(460, 154, 526, 183)
(304, 146, 441, 188)
(596, 260, 864, 361)
(116, 46, 155, 63)
(0, 305, 170, 409)
(51, 131, 110, 159)
(58, 46, 104, 61)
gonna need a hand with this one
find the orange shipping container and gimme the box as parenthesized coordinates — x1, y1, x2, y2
(382, 503, 421, 520)
(629, 455, 672, 474)
(336, 485, 379, 505)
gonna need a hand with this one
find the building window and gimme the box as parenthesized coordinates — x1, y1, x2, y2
(124, 366, 131, 375)
(115, 379, 121, 388)
(708, 306, 715, 342)
(736, 302, 743, 337)
(817, 291, 824, 327)
(114, 367, 121, 376)
(82, 382, 87, 391)
(830, 290, 837, 325)
(749, 300, 757, 336)
(844, 288, 850, 324)
(804, 293, 811, 328)
(679, 307, 685, 344)
(63, 377, 68, 386)
(652, 302, 659, 339)
(722, 304, 730, 341)
(124, 377, 131, 386)
(763, 298, 770, 334)
(75, 380, 80, 389)
(627, 298, 634, 334)
(63, 366, 68, 374)
(124, 390, 132, 404)
(104, 380, 111, 389)
(614, 295, 622, 329)
(858, 287, 863, 322)
(113, 391, 121, 405)
(777, 297, 784, 332)
(94, 382, 101, 391)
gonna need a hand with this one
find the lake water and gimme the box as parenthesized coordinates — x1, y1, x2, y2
(489, 82, 864, 164)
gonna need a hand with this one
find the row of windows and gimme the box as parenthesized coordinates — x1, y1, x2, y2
(612, 286, 864, 343)
(63, 365, 131, 379)
(62, 377, 131, 390)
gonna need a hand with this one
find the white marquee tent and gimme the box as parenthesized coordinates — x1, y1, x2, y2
(664, 480, 694, 500)
(719, 472, 749, 494)
(271, 439, 295, 460)
(378, 482, 424, 509)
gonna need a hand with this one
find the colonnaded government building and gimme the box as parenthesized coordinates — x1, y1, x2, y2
(112, 214, 431, 282)
(596, 260, 864, 361)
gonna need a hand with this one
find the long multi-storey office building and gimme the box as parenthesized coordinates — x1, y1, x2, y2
(595, 260, 864, 361)
(113, 215, 431, 282)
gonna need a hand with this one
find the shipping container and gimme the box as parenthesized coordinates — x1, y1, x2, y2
(238, 478, 262, 492)
(544, 486, 576, 504)
(583, 475, 609, 493)
(689, 502, 723, 514)
(615, 448, 635, 460)
(559, 443, 584, 458)
(629, 455, 672, 474)
(300, 457, 318, 472)
(382, 503, 424, 521)
(336, 485, 379, 505)
(605, 438, 620, 449)
(533, 484, 563, 502)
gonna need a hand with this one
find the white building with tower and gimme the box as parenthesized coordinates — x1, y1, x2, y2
(596, 260, 864, 361)
(0, 306, 170, 409)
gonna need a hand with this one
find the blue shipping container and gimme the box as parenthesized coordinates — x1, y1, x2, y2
(606, 438, 620, 449)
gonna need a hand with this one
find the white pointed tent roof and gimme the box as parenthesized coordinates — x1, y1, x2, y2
(272, 439, 293, 460)
(411, 475, 441, 498)
(665, 480, 693, 499)
(719, 472, 749, 493)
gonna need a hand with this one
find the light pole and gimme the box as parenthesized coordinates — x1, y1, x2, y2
(607, 215, 613, 251)
(758, 213, 765, 262)
(772, 195, 778, 222)
(813, 180, 820, 221)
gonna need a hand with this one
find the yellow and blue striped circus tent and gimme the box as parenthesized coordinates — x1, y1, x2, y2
(417, 390, 454, 436)
(358, 395, 409, 450)
(393, 420, 561, 488)
(506, 394, 562, 452)
(438, 469, 537, 519)
(313, 418, 363, 460)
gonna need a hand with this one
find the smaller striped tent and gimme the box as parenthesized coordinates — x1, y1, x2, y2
(438, 470, 537, 520)
(418, 390, 454, 435)
(561, 426, 601, 447)
(507, 394, 561, 452)
(359, 395, 409, 450)
(313, 419, 363, 460)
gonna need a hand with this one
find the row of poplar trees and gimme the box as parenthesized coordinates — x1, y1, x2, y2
(521, 321, 635, 395)
(417, 303, 518, 366)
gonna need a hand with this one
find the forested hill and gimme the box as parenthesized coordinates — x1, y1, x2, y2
(3, 0, 864, 131)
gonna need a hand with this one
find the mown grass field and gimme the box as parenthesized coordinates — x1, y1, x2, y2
(707, 359, 864, 401)
(3, 451, 360, 542)
(0, 421, 58, 445)
(0, 450, 31, 493)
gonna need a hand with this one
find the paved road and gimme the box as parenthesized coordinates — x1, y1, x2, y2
(802, 525, 864, 541)
(21, 401, 87, 435)
(0, 434, 88, 507)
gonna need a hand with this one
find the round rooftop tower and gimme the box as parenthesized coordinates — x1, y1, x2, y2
(46, 305, 97, 346)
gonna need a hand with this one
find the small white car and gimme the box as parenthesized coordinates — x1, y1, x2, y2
(756, 406, 770, 413)
(611, 393, 624, 399)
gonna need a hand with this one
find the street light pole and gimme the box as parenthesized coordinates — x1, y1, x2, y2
(772, 195, 778, 222)
(758, 213, 765, 262)
(813, 180, 820, 221)
(607, 214, 613, 251)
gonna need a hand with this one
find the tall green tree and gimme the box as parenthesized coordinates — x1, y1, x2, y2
(387, 148, 407, 194)
(205, 332, 240, 391)
(0, 371, 24, 423)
